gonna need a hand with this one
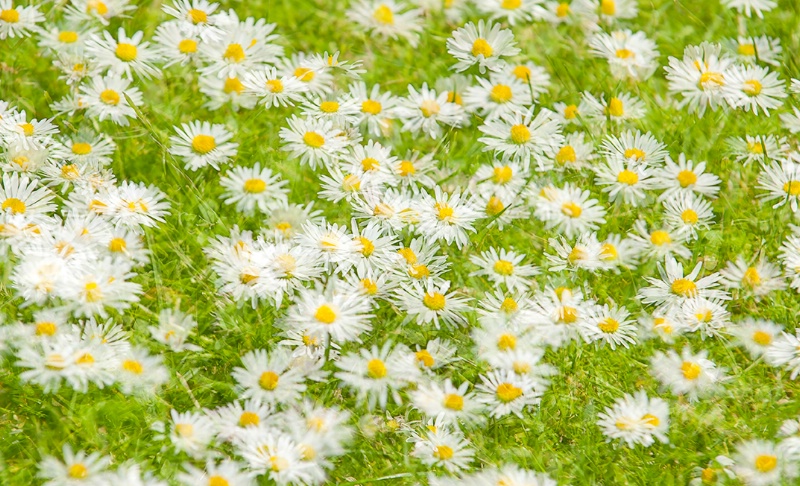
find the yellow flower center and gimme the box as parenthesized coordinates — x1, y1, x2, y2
(415, 349, 435, 367)
(84, 282, 102, 302)
(263, 79, 283, 93)
(681, 209, 699, 224)
(607, 97, 624, 117)
(559, 306, 578, 324)
(677, 169, 697, 187)
(500, 297, 518, 313)
(361, 278, 378, 295)
(2, 197, 26, 214)
(443, 393, 464, 410)
(115, 43, 137, 62)
(121, 358, 143, 374)
(294, 67, 314, 82)
(361, 157, 379, 171)
(72, 142, 92, 155)
(490, 84, 512, 103)
(239, 411, 260, 427)
(259, 371, 280, 390)
(398, 247, 417, 264)
(100, 89, 120, 105)
(493, 259, 514, 276)
(512, 65, 531, 81)
(398, 160, 416, 177)
(342, 174, 361, 192)
(436, 203, 454, 221)
(68, 463, 89, 479)
(303, 131, 325, 148)
(747, 141, 763, 154)
(650, 230, 671, 245)
(699, 72, 725, 87)
(223, 76, 244, 94)
(269, 455, 288, 472)
(755, 455, 777, 473)
(561, 201, 582, 218)
(784, 181, 800, 196)
(617, 169, 639, 185)
(486, 196, 505, 215)
(59, 31, 79, 43)
(423, 292, 446, 311)
(471, 38, 493, 58)
(178, 39, 197, 54)
(492, 166, 513, 184)
(556, 145, 576, 165)
(433, 445, 454, 460)
(420, 99, 440, 118)
(223, 43, 246, 63)
(497, 333, 517, 351)
(600, 0, 616, 15)
(701, 467, 716, 483)
(743, 79, 762, 96)
(598, 317, 619, 333)
(373, 4, 394, 24)
(319, 101, 339, 113)
(35, 322, 57, 336)
(191, 134, 216, 154)
(642, 413, 660, 427)
(361, 99, 382, 114)
(86, 0, 108, 15)
(367, 358, 387, 379)
(243, 178, 266, 194)
(510, 124, 531, 144)
(556, 2, 570, 17)
(752, 330, 772, 345)
(681, 361, 701, 380)
(671, 278, 697, 296)
(501, 0, 521, 9)
(624, 148, 645, 160)
(314, 304, 337, 324)
(615, 48, 634, 59)
(0, 9, 19, 23)
(600, 243, 618, 261)
(742, 267, 761, 287)
(563, 104, 579, 119)
(209, 476, 230, 486)
(738, 43, 756, 56)
(189, 8, 207, 23)
(496, 383, 523, 402)
(175, 423, 193, 437)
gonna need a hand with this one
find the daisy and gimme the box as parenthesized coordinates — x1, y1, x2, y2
(116, 346, 170, 396)
(0, 172, 56, 222)
(279, 115, 349, 170)
(198, 73, 258, 111)
(629, 219, 692, 261)
(582, 91, 646, 125)
(38, 445, 111, 485)
(545, 131, 596, 172)
(529, 286, 596, 348)
(758, 160, 800, 213)
(151, 21, 202, 68)
(720, 257, 786, 297)
(724, 64, 787, 116)
(593, 157, 654, 206)
(588, 29, 659, 81)
(283, 284, 373, 344)
(416, 187, 480, 248)
(0, 0, 43, 39)
(396, 279, 471, 329)
(664, 42, 734, 116)
(731, 440, 798, 485)
(478, 108, 563, 166)
(148, 308, 201, 352)
(411, 427, 475, 473)
(727, 35, 782, 67)
(469, 247, 538, 291)
(601, 129, 668, 167)
(638, 256, 729, 309)
(169, 121, 238, 171)
(396, 83, 466, 139)
(599, 233, 642, 271)
(506, 61, 551, 99)
(107, 181, 171, 230)
(552, 100, 588, 125)
(37, 24, 96, 54)
(335, 341, 418, 409)
(471, 160, 529, 200)
(84, 28, 161, 79)
(348, 82, 399, 137)
(720, 0, 777, 18)
(238, 432, 316, 485)
(766, 330, 800, 379)
(219, 163, 288, 215)
(473, 0, 548, 25)
(80, 75, 143, 126)
(578, 0, 638, 22)
(532, 183, 607, 238)
(242, 66, 308, 108)
(231, 348, 307, 405)
(164, 409, 216, 459)
(347, 0, 423, 46)
(475, 369, 541, 418)
(177, 460, 255, 486)
(579, 303, 637, 349)
(65, 0, 135, 25)
(412, 338, 458, 372)
(662, 192, 715, 241)
(597, 390, 669, 448)
(727, 134, 788, 165)
(680, 297, 731, 338)
(650, 347, 726, 401)
(198, 26, 282, 80)
(730, 318, 783, 359)
(462, 74, 529, 121)
(276, 53, 334, 97)
(546, 233, 605, 273)
(410, 379, 484, 426)
(446, 20, 520, 74)
(162, 0, 224, 41)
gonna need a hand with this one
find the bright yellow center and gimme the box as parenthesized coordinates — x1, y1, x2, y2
(436, 203, 454, 221)
(178, 39, 197, 53)
(556, 2, 570, 17)
(367, 358, 387, 379)
(303, 131, 325, 148)
(598, 318, 619, 333)
(510, 124, 531, 144)
(175, 423, 193, 437)
(512, 65, 531, 81)
(564, 104, 579, 119)
(784, 181, 800, 196)
(269, 456, 288, 472)
(434, 445, 454, 460)
(115, 43, 137, 62)
(68, 464, 89, 479)
(2, 197, 26, 214)
(677, 169, 697, 187)
(561, 201, 582, 218)
(100, 89, 120, 105)
(415, 349, 435, 367)
(314, 304, 337, 324)
(189, 8, 207, 23)
(420, 99, 440, 118)
(471, 38, 493, 57)
(559, 306, 578, 324)
(755, 455, 777, 473)
(243, 178, 266, 194)
(744, 79, 762, 95)
(699, 72, 725, 87)
(72, 142, 92, 155)
(742, 267, 761, 287)
(319, 101, 339, 113)
(373, 4, 394, 24)
(496, 383, 523, 402)
(398, 247, 417, 264)
(671, 278, 697, 296)
(443, 393, 464, 410)
(497, 333, 517, 351)
(36, 322, 57, 336)
(121, 358, 143, 374)
(239, 411, 260, 427)
(615, 48, 634, 59)
(361, 99, 382, 114)
(294, 67, 314, 82)
(738, 43, 756, 56)
(0, 9, 19, 23)
(223, 76, 244, 94)
(501, 0, 521, 9)
(486, 196, 505, 215)
(681, 361, 701, 380)
(423, 292, 446, 311)
(264, 79, 283, 93)
(617, 169, 639, 185)
(223, 43, 246, 63)
(642, 414, 660, 427)
(490, 84, 512, 103)
(493, 259, 514, 276)
(556, 145, 576, 165)
(361, 278, 378, 295)
(753, 330, 772, 345)
(208, 476, 229, 486)
(259, 371, 280, 390)
(600, 243, 618, 261)
(492, 166, 513, 184)
(398, 160, 416, 176)
(681, 209, 698, 224)
(600, 0, 616, 15)
(650, 230, 671, 245)
(624, 148, 645, 160)
(607, 98, 624, 117)
(59, 31, 79, 43)
(191, 134, 216, 154)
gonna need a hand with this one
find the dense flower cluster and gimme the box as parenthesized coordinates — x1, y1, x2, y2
(2, 0, 800, 484)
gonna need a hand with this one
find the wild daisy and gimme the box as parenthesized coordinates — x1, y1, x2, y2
(446, 20, 519, 74)
(730, 318, 783, 359)
(664, 42, 734, 116)
(588, 29, 659, 81)
(279, 115, 349, 169)
(478, 108, 563, 166)
(650, 347, 726, 401)
(720, 256, 786, 297)
(396, 83, 466, 139)
(662, 192, 715, 241)
(0, 0, 43, 39)
(169, 121, 238, 171)
(601, 129, 668, 167)
(757, 160, 800, 213)
(410, 379, 484, 426)
(469, 247, 538, 292)
(629, 220, 692, 261)
(84, 28, 161, 79)
(766, 330, 800, 379)
(38, 445, 111, 485)
(416, 187, 480, 248)
(219, 163, 288, 214)
(579, 303, 637, 349)
(243, 66, 308, 108)
(79, 75, 143, 126)
(475, 369, 541, 418)
(597, 390, 669, 448)
(347, 0, 423, 46)
(723, 64, 787, 116)
(335, 341, 417, 409)
(638, 256, 729, 309)
(396, 279, 471, 329)
(593, 157, 654, 206)
(731, 440, 798, 486)
(231, 348, 307, 405)
(283, 284, 373, 344)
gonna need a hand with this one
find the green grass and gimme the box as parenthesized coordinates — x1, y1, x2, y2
(2, 0, 800, 484)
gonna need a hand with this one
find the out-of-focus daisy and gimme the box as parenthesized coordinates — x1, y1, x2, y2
(650, 347, 726, 401)
(446, 20, 519, 74)
(169, 121, 238, 171)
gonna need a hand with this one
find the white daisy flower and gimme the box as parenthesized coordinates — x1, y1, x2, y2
(723, 64, 787, 116)
(650, 347, 726, 401)
(84, 27, 161, 79)
(597, 390, 669, 448)
(446, 20, 519, 74)
(80, 75, 143, 126)
(169, 121, 238, 171)
(219, 163, 288, 214)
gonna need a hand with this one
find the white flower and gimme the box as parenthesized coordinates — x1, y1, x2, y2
(169, 121, 238, 171)
(446, 20, 519, 74)
(597, 390, 669, 448)
(650, 346, 726, 401)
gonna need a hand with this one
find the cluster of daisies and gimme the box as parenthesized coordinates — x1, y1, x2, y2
(2, 0, 800, 484)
